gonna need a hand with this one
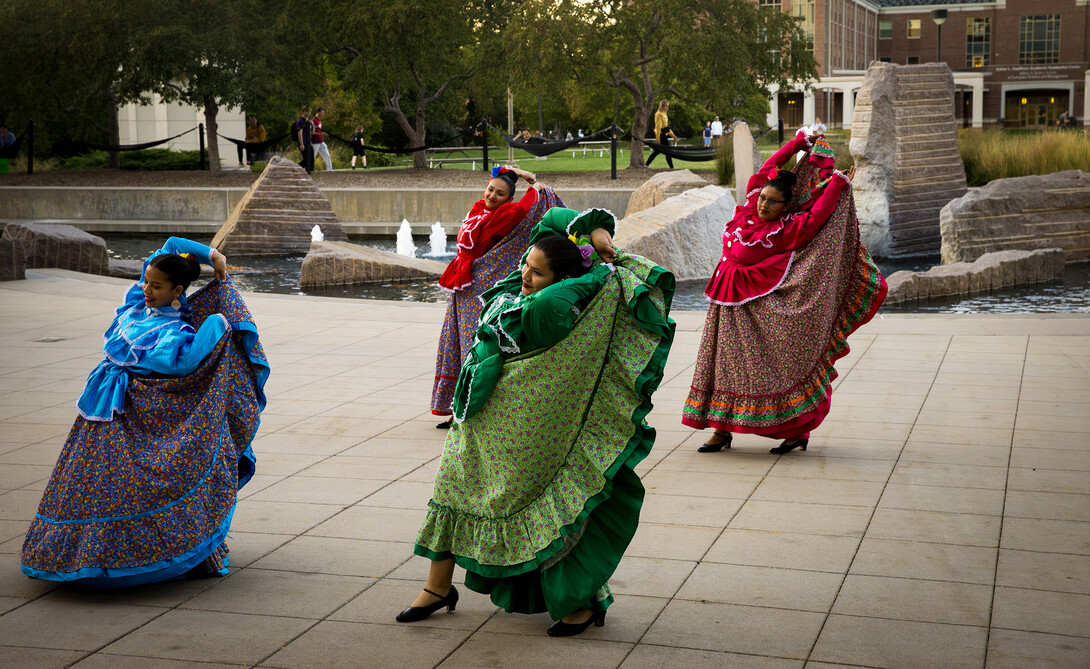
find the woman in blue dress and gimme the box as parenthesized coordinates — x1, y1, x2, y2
(21, 237, 270, 587)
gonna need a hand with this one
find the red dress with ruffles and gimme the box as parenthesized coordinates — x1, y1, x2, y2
(438, 187, 540, 293)
(705, 134, 847, 307)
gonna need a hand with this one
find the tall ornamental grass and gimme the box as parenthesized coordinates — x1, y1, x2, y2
(959, 129, 1090, 187)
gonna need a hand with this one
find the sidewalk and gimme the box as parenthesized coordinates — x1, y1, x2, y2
(1, 270, 1088, 668)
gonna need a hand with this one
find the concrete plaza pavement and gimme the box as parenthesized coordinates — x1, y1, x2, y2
(1, 269, 1089, 668)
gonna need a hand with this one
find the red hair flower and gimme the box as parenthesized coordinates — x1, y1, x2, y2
(768, 168, 779, 181)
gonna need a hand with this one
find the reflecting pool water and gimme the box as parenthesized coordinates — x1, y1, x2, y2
(101, 235, 1090, 314)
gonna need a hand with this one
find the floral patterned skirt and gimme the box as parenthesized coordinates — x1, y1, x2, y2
(21, 280, 268, 587)
(682, 189, 886, 440)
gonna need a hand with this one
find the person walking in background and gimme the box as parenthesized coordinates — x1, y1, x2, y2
(703, 121, 712, 147)
(311, 107, 333, 171)
(711, 116, 724, 146)
(294, 106, 313, 173)
(350, 126, 368, 169)
(238, 116, 266, 168)
(0, 124, 15, 174)
(646, 100, 679, 168)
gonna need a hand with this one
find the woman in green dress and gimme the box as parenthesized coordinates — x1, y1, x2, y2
(396, 207, 675, 636)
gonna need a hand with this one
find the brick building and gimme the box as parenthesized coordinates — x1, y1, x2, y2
(764, 0, 1090, 128)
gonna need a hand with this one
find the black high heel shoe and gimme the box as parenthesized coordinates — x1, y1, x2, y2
(697, 431, 732, 453)
(436, 419, 452, 430)
(546, 609, 606, 637)
(395, 585, 458, 622)
(769, 438, 808, 455)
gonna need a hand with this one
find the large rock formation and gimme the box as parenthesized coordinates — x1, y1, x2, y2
(300, 241, 447, 288)
(211, 156, 348, 255)
(624, 170, 708, 218)
(850, 63, 967, 258)
(0, 238, 25, 281)
(940, 170, 1090, 264)
(732, 121, 763, 205)
(615, 185, 736, 281)
(1, 223, 109, 275)
(884, 248, 1065, 305)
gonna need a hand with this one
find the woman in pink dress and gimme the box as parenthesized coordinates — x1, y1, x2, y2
(682, 131, 887, 454)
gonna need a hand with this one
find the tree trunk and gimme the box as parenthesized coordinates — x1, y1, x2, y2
(627, 91, 656, 169)
(106, 93, 121, 170)
(385, 100, 425, 170)
(413, 96, 428, 169)
(203, 95, 221, 175)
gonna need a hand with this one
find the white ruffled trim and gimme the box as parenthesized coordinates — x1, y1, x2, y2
(730, 218, 787, 249)
(832, 169, 851, 186)
(705, 251, 796, 306)
(78, 406, 122, 422)
(564, 207, 619, 238)
(438, 277, 474, 294)
(795, 129, 813, 148)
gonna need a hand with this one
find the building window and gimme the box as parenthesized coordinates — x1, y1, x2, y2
(907, 19, 921, 39)
(907, 56, 920, 64)
(879, 21, 892, 40)
(880, 57, 892, 63)
(758, 0, 779, 8)
(1019, 15, 1060, 65)
(790, 0, 816, 54)
(966, 18, 990, 67)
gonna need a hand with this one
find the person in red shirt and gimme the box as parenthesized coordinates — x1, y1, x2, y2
(431, 166, 561, 427)
(311, 107, 332, 171)
(683, 131, 887, 455)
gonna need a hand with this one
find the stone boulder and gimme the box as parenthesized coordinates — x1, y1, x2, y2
(624, 170, 709, 218)
(884, 248, 1065, 305)
(731, 121, 762, 205)
(108, 258, 145, 280)
(1, 223, 109, 275)
(211, 156, 349, 256)
(615, 185, 736, 281)
(940, 170, 1090, 264)
(300, 241, 448, 288)
(850, 63, 968, 258)
(0, 238, 26, 281)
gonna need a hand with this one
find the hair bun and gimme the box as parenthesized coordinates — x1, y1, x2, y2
(180, 253, 202, 282)
(776, 171, 798, 188)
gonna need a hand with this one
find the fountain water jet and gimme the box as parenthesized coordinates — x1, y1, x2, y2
(429, 222, 447, 256)
(396, 219, 417, 258)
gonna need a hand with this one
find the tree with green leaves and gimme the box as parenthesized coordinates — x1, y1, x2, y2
(0, 0, 155, 168)
(503, 0, 818, 168)
(332, 0, 479, 168)
(126, 0, 322, 173)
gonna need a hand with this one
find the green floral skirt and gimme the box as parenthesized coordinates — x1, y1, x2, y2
(414, 254, 675, 620)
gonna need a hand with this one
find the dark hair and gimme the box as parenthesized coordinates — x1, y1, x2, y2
(532, 235, 589, 282)
(315, 107, 325, 113)
(149, 253, 201, 289)
(766, 170, 798, 202)
(493, 172, 518, 197)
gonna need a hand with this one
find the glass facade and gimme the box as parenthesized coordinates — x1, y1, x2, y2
(966, 17, 990, 68)
(1019, 15, 1060, 65)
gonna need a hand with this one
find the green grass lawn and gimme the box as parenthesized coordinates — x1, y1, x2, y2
(376, 146, 721, 174)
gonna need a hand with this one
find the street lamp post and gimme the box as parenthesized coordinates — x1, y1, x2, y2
(931, 9, 948, 63)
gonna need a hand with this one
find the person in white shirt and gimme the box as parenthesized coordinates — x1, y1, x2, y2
(710, 116, 724, 146)
(811, 117, 827, 135)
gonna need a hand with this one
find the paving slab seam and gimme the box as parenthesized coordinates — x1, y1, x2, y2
(981, 335, 1029, 663)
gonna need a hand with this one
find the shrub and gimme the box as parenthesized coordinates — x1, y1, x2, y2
(959, 128, 1090, 186)
(714, 139, 734, 186)
(57, 149, 203, 171)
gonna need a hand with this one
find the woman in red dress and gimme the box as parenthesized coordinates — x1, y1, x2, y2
(682, 131, 887, 454)
(431, 166, 563, 427)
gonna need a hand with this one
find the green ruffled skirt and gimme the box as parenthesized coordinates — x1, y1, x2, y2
(414, 254, 675, 619)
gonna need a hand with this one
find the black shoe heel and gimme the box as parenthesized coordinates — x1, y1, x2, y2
(698, 431, 732, 453)
(436, 419, 452, 429)
(769, 438, 808, 455)
(396, 585, 458, 623)
(547, 609, 605, 637)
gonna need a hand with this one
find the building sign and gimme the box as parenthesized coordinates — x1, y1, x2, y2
(992, 64, 1084, 81)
